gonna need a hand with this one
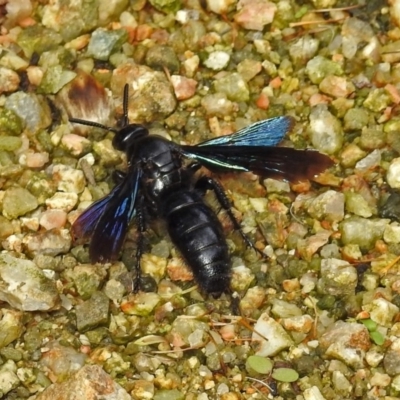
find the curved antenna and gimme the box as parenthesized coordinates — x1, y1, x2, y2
(122, 84, 129, 127)
(69, 118, 118, 133)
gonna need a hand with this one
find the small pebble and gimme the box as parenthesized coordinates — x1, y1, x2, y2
(340, 217, 389, 251)
(35, 365, 131, 400)
(52, 164, 86, 194)
(252, 312, 294, 357)
(75, 291, 110, 332)
(384, 338, 400, 376)
(2, 187, 38, 219)
(170, 75, 197, 100)
(39, 209, 68, 230)
(387, 158, 400, 189)
(204, 51, 230, 71)
(234, 0, 277, 31)
(206, 0, 236, 14)
(214, 72, 249, 102)
(0, 254, 60, 311)
(45, 192, 78, 211)
(319, 320, 370, 369)
(0, 67, 20, 94)
(308, 105, 343, 154)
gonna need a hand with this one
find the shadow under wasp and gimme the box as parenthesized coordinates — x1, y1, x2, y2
(70, 84, 333, 298)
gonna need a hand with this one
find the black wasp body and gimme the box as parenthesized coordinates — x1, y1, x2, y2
(129, 133, 232, 296)
(71, 85, 333, 297)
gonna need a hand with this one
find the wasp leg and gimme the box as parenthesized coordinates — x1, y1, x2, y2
(112, 170, 126, 184)
(111, 169, 144, 291)
(132, 197, 146, 292)
(195, 176, 264, 257)
(187, 162, 202, 173)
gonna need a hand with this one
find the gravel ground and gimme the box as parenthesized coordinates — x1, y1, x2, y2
(1, 0, 400, 399)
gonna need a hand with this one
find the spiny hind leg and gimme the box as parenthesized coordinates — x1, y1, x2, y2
(195, 176, 264, 257)
(111, 170, 145, 291)
(132, 197, 146, 292)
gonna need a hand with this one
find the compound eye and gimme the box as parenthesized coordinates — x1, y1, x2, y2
(113, 124, 149, 151)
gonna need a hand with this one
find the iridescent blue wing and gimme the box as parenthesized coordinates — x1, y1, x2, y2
(72, 185, 121, 242)
(181, 116, 333, 181)
(197, 116, 293, 147)
(72, 167, 141, 263)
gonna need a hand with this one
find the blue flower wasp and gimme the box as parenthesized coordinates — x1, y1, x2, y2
(70, 84, 333, 297)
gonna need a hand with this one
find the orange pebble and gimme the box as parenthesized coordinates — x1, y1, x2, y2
(256, 92, 269, 110)
(269, 76, 282, 89)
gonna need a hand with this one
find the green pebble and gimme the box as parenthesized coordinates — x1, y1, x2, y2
(17, 25, 62, 58)
(317, 294, 336, 310)
(38, 47, 75, 69)
(145, 44, 180, 73)
(75, 291, 110, 332)
(0, 109, 23, 135)
(149, 0, 182, 13)
(16, 386, 30, 398)
(305, 55, 343, 84)
(214, 72, 250, 102)
(36, 130, 54, 152)
(98, 0, 128, 25)
(2, 187, 38, 219)
(384, 117, 400, 135)
(392, 294, 400, 309)
(345, 192, 373, 218)
(0, 216, 13, 239)
(287, 259, 310, 279)
(38, 65, 77, 94)
(23, 327, 41, 352)
(0, 311, 23, 348)
(93, 139, 122, 166)
(340, 216, 388, 251)
(87, 28, 128, 61)
(72, 270, 103, 300)
(0, 347, 22, 362)
(35, 370, 52, 388)
(294, 355, 316, 375)
(0, 150, 14, 167)
(26, 174, 57, 205)
(359, 128, 386, 151)
(343, 108, 369, 132)
(5, 91, 52, 134)
(0, 136, 22, 151)
(85, 328, 109, 345)
(363, 88, 391, 112)
(181, 21, 206, 52)
(154, 389, 184, 400)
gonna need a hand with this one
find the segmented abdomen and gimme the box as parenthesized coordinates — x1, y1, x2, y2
(163, 190, 231, 297)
